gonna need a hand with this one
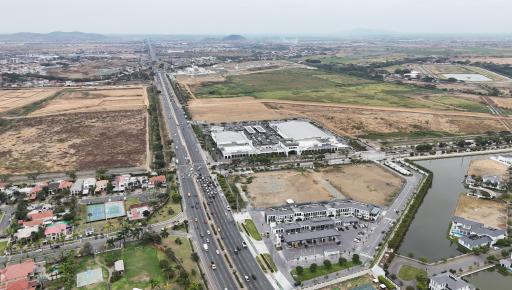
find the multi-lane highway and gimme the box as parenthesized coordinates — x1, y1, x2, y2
(154, 68, 273, 290)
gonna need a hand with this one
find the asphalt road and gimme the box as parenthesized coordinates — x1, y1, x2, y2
(154, 69, 273, 290)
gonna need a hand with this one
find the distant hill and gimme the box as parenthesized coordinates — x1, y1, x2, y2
(222, 34, 246, 41)
(0, 31, 110, 42)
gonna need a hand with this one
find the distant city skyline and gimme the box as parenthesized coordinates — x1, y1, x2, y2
(2, 0, 512, 35)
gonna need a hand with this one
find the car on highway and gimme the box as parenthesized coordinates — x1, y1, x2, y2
(216, 249, 220, 255)
(211, 262, 217, 270)
(242, 241, 247, 248)
(244, 275, 250, 282)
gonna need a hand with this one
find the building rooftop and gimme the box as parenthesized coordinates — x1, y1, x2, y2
(271, 120, 329, 141)
(429, 273, 475, 290)
(283, 229, 340, 243)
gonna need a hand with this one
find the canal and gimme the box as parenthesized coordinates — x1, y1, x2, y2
(465, 268, 512, 290)
(398, 156, 476, 261)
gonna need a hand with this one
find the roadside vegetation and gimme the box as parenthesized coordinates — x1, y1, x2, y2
(217, 174, 246, 210)
(291, 254, 361, 283)
(242, 218, 262, 241)
(147, 85, 166, 170)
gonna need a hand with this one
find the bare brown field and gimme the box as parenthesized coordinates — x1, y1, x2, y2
(188, 97, 285, 122)
(319, 164, 403, 207)
(454, 194, 507, 229)
(246, 164, 402, 208)
(467, 159, 509, 177)
(0, 110, 146, 175)
(0, 88, 61, 113)
(247, 170, 333, 208)
(29, 87, 146, 116)
(490, 97, 512, 109)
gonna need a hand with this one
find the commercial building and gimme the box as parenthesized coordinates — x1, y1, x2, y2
(450, 216, 506, 250)
(210, 120, 349, 159)
(265, 200, 381, 224)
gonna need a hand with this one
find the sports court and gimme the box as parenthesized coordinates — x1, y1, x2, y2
(76, 268, 103, 287)
(86, 201, 126, 222)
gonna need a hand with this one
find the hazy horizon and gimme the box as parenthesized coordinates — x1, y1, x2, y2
(2, 0, 512, 35)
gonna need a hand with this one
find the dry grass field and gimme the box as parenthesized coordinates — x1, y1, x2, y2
(0, 88, 61, 113)
(29, 86, 147, 116)
(188, 97, 508, 138)
(319, 164, 403, 207)
(467, 159, 509, 178)
(454, 195, 508, 229)
(490, 97, 512, 109)
(246, 164, 402, 208)
(0, 110, 146, 175)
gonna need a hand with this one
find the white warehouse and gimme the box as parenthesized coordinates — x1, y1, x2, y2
(210, 120, 349, 159)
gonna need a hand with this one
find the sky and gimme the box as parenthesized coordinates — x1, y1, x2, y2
(2, 0, 511, 35)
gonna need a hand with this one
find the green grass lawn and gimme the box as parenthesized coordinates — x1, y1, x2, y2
(109, 245, 167, 290)
(260, 253, 277, 272)
(0, 241, 7, 254)
(162, 236, 203, 286)
(148, 201, 182, 224)
(243, 219, 262, 241)
(291, 261, 359, 282)
(398, 265, 427, 281)
(194, 68, 487, 111)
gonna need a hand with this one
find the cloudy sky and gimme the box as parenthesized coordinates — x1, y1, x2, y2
(2, 0, 511, 35)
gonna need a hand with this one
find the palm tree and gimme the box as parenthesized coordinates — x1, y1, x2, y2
(149, 278, 159, 289)
(160, 228, 169, 239)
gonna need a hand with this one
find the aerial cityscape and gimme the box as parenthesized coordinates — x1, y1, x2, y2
(2, 1, 512, 290)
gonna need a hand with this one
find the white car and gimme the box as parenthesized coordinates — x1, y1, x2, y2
(207, 230, 211, 235)
(216, 249, 220, 255)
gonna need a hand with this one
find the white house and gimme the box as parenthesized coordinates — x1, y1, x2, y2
(70, 179, 84, 196)
(499, 253, 512, 272)
(429, 273, 475, 290)
(82, 178, 96, 195)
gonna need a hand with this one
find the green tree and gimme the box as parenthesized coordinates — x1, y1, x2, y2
(338, 257, 347, 266)
(295, 266, 304, 275)
(352, 254, 360, 264)
(323, 259, 332, 269)
(160, 227, 169, 239)
(310, 263, 318, 273)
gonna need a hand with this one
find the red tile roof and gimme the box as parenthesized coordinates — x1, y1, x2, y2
(44, 224, 67, 236)
(58, 181, 73, 190)
(21, 220, 42, 228)
(4, 277, 36, 290)
(149, 175, 166, 184)
(0, 260, 35, 283)
(27, 211, 53, 222)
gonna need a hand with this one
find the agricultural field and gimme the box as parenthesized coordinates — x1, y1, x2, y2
(44, 59, 139, 79)
(192, 68, 496, 112)
(246, 164, 402, 208)
(0, 88, 62, 113)
(467, 159, 509, 178)
(0, 110, 146, 175)
(454, 195, 508, 230)
(29, 86, 147, 116)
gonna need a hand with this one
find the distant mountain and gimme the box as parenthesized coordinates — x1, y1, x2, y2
(222, 34, 246, 41)
(0, 31, 110, 42)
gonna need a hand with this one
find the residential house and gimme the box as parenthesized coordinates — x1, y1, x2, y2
(113, 175, 131, 192)
(95, 180, 108, 194)
(127, 204, 151, 221)
(429, 273, 474, 290)
(27, 210, 54, 225)
(70, 179, 84, 196)
(450, 216, 506, 250)
(0, 259, 38, 290)
(14, 226, 39, 240)
(58, 180, 73, 191)
(149, 175, 166, 188)
(114, 260, 124, 273)
(44, 223, 70, 240)
(499, 253, 512, 272)
(82, 178, 96, 195)
(47, 181, 60, 194)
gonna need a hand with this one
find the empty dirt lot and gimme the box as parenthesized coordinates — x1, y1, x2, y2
(28, 86, 147, 116)
(467, 159, 509, 178)
(246, 164, 403, 208)
(454, 194, 507, 229)
(0, 88, 61, 113)
(189, 97, 284, 122)
(0, 110, 146, 175)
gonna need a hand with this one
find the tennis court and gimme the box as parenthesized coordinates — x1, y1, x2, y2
(86, 201, 125, 222)
(76, 268, 103, 288)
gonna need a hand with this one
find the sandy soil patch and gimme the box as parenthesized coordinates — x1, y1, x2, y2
(0, 88, 61, 113)
(454, 194, 508, 229)
(246, 164, 402, 208)
(319, 164, 403, 207)
(0, 110, 146, 175)
(189, 97, 285, 123)
(247, 170, 333, 208)
(467, 159, 509, 178)
(29, 87, 146, 117)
